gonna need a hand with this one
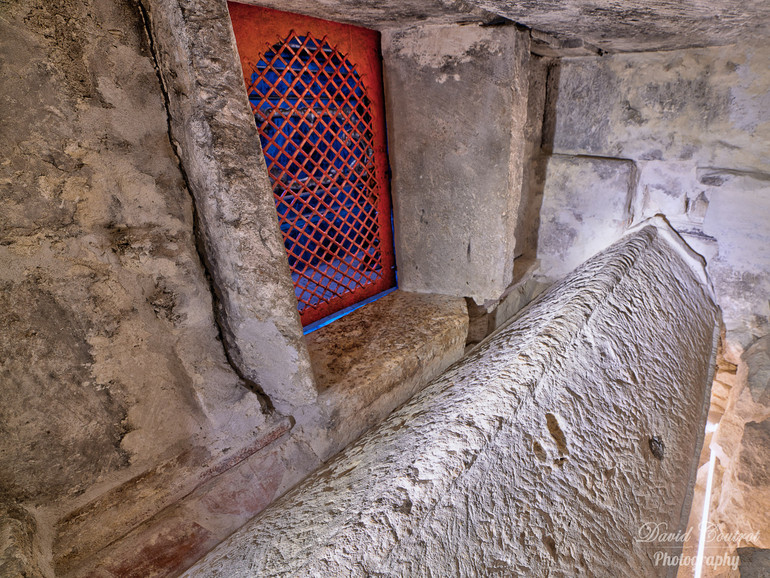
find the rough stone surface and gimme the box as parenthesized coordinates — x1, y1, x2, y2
(536, 155, 635, 279)
(737, 420, 770, 487)
(0, 0, 268, 513)
(52, 416, 292, 575)
(701, 336, 770, 574)
(184, 223, 719, 577)
(738, 547, 770, 577)
(227, 0, 497, 28)
(539, 46, 770, 572)
(306, 291, 468, 459)
(473, 0, 770, 53)
(382, 23, 530, 303)
(514, 54, 551, 260)
(0, 1, 342, 575)
(548, 46, 770, 174)
(700, 170, 770, 337)
(222, 0, 770, 54)
(141, 0, 317, 413)
(0, 506, 44, 578)
(490, 270, 551, 334)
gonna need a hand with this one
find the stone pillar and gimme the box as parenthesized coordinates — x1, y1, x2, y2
(141, 0, 317, 412)
(382, 23, 530, 304)
(184, 219, 720, 577)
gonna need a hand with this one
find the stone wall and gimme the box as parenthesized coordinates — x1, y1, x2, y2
(0, 0, 299, 573)
(539, 44, 770, 341)
(0, 0, 265, 512)
(0, 2, 472, 574)
(534, 43, 770, 573)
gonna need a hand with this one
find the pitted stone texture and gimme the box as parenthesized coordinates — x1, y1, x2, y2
(536, 155, 634, 279)
(142, 0, 317, 412)
(382, 23, 530, 304)
(184, 223, 719, 577)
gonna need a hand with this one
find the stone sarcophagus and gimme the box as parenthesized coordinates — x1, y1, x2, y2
(185, 219, 719, 577)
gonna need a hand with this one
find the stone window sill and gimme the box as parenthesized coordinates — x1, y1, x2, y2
(305, 289, 469, 457)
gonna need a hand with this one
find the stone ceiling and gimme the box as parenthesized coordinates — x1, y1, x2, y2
(234, 0, 770, 53)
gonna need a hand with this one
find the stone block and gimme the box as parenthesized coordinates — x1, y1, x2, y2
(738, 419, 770, 487)
(738, 548, 770, 577)
(700, 169, 770, 333)
(382, 23, 530, 303)
(0, 507, 43, 578)
(635, 161, 698, 223)
(547, 46, 770, 174)
(472, 0, 770, 52)
(515, 54, 551, 260)
(745, 335, 770, 406)
(537, 155, 634, 279)
(144, 0, 317, 412)
(701, 170, 770, 272)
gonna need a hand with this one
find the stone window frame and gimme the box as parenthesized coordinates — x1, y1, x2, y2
(143, 0, 318, 414)
(142, 0, 527, 416)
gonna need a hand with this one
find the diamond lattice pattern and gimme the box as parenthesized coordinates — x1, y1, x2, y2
(247, 32, 384, 321)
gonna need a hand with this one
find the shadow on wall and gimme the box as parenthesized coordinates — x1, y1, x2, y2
(513, 55, 560, 262)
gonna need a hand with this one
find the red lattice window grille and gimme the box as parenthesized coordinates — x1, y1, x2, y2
(229, 4, 396, 327)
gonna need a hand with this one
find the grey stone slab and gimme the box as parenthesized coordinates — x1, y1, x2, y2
(382, 22, 530, 303)
(700, 169, 770, 335)
(306, 290, 468, 459)
(143, 0, 317, 412)
(234, 0, 770, 53)
(514, 54, 551, 260)
(184, 220, 719, 577)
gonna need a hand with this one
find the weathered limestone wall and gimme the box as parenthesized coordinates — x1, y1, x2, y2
(0, 0, 309, 573)
(539, 44, 770, 342)
(185, 222, 720, 577)
(382, 22, 530, 304)
(534, 43, 770, 573)
(0, 0, 268, 514)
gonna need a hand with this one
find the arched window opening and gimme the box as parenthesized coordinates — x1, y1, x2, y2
(231, 7, 396, 327)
